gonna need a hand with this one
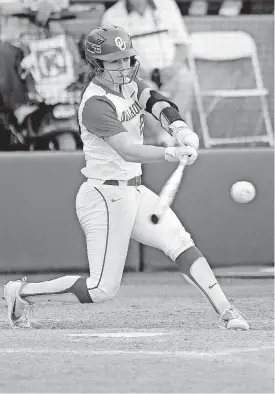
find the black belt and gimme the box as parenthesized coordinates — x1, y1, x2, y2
(103, 176, 142, 186)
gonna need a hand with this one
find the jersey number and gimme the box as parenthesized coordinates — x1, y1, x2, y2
(139, 114, 145, 135)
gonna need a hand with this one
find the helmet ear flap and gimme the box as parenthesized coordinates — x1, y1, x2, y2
(96, 59, 104, 72)
(86, 57, 104, 74)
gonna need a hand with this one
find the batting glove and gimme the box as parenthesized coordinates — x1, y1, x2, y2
(169, 120, 199, 150)
(165, 146, 198, 165)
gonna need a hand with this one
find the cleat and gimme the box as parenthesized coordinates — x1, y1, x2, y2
(3, 277, 33, 329)
(219, 306, 249, 330)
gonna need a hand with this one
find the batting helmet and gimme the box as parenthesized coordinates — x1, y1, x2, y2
(85, 25, 139, 83)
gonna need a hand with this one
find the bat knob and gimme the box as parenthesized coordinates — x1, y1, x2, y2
(151, 214, 159, 224)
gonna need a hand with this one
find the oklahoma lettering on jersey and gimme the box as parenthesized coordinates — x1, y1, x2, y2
(120, 100, 143, 122)
(78, 77, 147, 181)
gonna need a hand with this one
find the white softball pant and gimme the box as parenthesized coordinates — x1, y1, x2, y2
(75, 180, 194, 303)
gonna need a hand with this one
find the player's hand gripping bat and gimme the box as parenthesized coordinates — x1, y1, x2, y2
(150, 156, 189, 224)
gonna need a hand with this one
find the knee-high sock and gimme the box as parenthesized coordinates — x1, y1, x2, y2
(176, 246, 231, 314)
(20, 276, 93, 304)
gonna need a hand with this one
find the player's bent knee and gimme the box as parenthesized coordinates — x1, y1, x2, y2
(166, 228, 195, 261)
(67, 277, 120, 304)
(87, 288, 117, 303)
(86, 283, 119, 303)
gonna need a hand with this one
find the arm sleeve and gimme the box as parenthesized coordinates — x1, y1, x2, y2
(82, 96, 127, 138)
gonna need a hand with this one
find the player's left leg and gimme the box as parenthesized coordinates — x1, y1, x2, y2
(4, 182, 139, 328)
(132, 185, 249, 330)
(3, 275, 93, 328)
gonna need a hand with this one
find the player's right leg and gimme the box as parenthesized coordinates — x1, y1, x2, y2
(132, 185, 249, 330)
(3, 182, 138, 328)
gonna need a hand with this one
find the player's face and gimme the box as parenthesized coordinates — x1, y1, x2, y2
(102, 57, 132, 85)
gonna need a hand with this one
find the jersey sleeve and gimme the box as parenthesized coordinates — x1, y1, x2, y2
(82, 96, 127, 138)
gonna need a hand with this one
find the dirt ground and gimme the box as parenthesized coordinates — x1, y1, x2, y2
(0, 272, 273, 393)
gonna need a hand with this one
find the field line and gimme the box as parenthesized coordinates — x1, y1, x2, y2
(0, 346, 273, 357)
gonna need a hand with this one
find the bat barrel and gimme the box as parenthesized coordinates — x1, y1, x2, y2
(150, 156, 189, 225)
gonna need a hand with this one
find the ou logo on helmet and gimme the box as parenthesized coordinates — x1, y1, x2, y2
(115, 37, 126, 51)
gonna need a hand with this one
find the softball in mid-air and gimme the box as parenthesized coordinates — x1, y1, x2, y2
(230, 181, 256, 204)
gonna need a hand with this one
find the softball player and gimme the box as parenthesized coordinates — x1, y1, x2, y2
(4, 26, 249, 330)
